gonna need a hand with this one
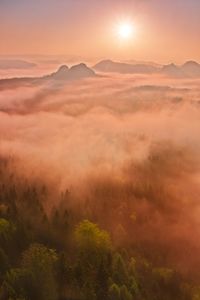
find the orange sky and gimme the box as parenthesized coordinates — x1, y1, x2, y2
(0, 0, 200, 63)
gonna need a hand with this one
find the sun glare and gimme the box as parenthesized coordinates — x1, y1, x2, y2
(117, 21, 135, 40)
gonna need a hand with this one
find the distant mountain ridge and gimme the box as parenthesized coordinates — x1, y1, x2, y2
(47, 63, 96, 80)
(93, 60, 158, 74)
(0, 63, 97, 90)
(181, 61, 200, 77)
(161, 61, 200, 77)
(93, 59, 200, 77)
(161, 63, 184, 77)
(0, 60, 200, 89)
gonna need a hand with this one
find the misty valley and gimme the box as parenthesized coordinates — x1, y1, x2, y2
(0, 59, 200, 300)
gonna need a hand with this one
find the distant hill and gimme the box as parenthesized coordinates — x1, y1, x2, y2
(67, 63, 96, 79)
(0, 63, 97, 90)
(48, 65, 69, 80)
(161, 61, 200, 77)
(93, 59, 159, 74)
(161, 63, 184, 77)
(94, 59, 200, 77)
(48, 63, 96, 80)
(0, 59, 36, 69)
(181, 61, 200, 77)
(1, 60, 200, 90)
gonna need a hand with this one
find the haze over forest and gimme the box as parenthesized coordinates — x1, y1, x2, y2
(1, 0, 200, 300)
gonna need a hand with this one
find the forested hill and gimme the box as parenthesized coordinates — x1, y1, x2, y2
(0, 155, 198, 300)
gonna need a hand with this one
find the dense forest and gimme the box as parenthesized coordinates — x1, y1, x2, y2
(0, 146, 200, 300)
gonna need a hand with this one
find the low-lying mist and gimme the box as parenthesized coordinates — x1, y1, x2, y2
(1, 70, 200, 280)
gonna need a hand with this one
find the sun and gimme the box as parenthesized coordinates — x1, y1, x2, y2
(117, 21, 135, 40)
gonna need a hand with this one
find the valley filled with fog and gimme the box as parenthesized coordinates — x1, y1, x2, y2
(1, 59, 200, 300)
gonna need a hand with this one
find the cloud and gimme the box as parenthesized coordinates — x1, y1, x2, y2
(0, 72, 200, 180)
(1, 70, 200, 278)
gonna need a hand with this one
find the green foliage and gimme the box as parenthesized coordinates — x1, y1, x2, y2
(81, 281, 97, 300)
(75, 220, 112, 300)
(0, 248, 9, 279)
(22, 244, 58, 300)
(2, 244, 58, 300)
(0, 219, 15, 241)
(75, 220, 111, 253)
(129, 257, 136, 277)
(0, 157, 196, 300)
(75, 220, 111, 275)
(3, 268, 32, 300)
(112, 253, 128, 285)
(120, 285, 132, 300)
(22, 243, 57, 271)
(108, 283, 120, 300)
(129, 276, 139, 296)
(153, 267, 174, 284)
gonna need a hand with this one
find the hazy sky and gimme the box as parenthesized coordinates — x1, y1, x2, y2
(0, 0, 200, 63)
